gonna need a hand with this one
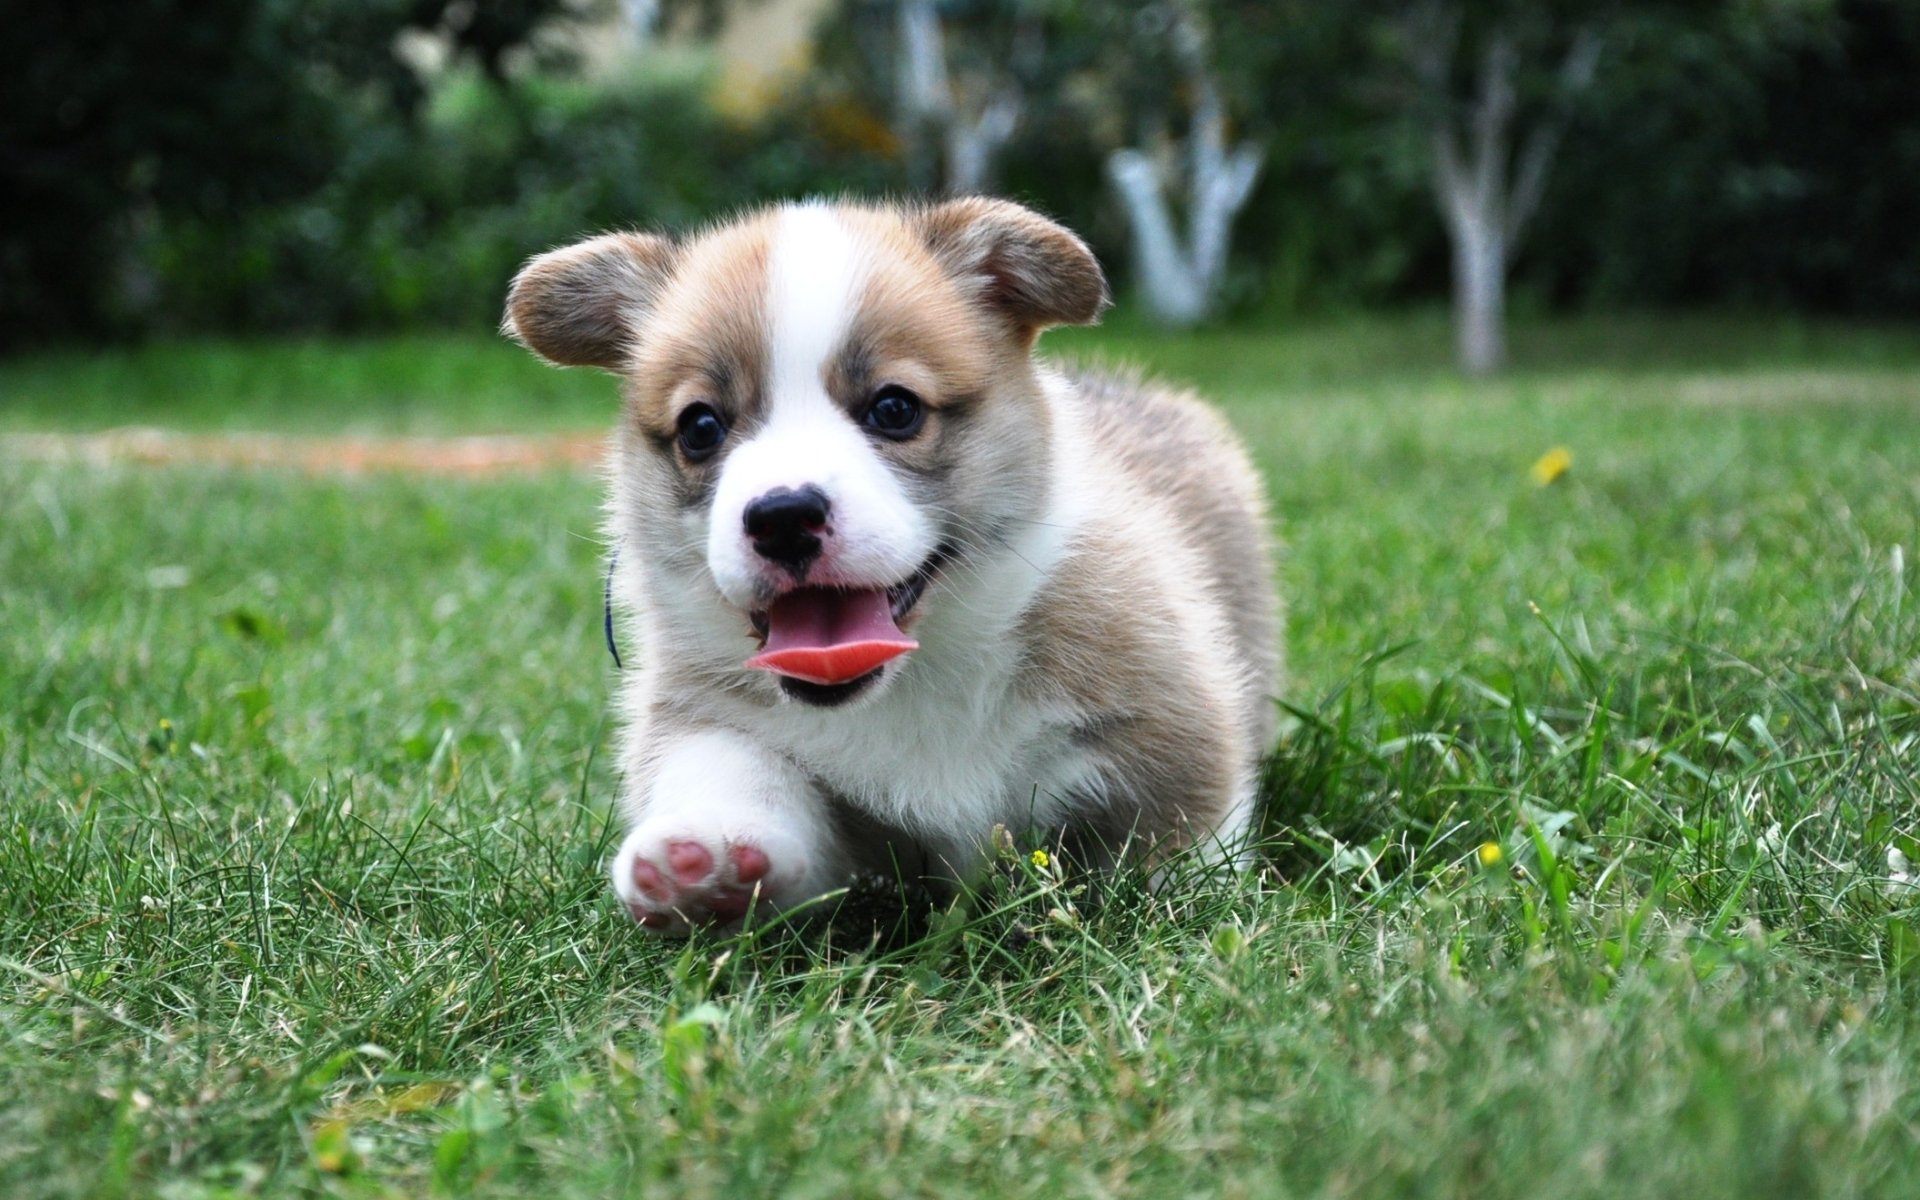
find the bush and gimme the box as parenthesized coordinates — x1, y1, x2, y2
(130, 59, 902, 335)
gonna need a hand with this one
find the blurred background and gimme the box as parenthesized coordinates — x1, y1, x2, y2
(5, 0, 1916, 375)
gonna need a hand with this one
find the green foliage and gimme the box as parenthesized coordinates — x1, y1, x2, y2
(0, 0, 333, 342)
(7, 0, 1920, 344)
(1530, 0, 1920, 311)
(286, 0, 596, 117)
(133, 63, 896, 333)
(3, 3, 898, 344)
(4, 318, 1920, 1195)
(1214, 0, 1868, 315)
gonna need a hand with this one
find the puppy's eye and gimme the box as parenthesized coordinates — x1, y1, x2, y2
(676, 404, 728, 461)
(863, 385, 925, 440)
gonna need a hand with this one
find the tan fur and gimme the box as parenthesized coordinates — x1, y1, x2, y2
(1068, 367, 1281, 747)
(620, 216, 776, 443)
(1021, 368, 1280, 862)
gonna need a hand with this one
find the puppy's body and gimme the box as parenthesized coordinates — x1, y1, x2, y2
(507, 199, 1278, 930)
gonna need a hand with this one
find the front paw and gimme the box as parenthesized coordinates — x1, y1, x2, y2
(610, 824, 810, 934)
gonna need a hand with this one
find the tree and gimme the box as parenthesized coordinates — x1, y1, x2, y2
(1399, 2, 1604, 373)
(890, 1, 1049, 194)
(0, 0, 591, 344)
(996, 0, 1292, 327)
(1523, 0, 1880, 312)
(810, 1, 1272, 322)
(405, 0, 593, 85)
(1317, 0, 1835, 373)
(1102, 2, 1265, 327)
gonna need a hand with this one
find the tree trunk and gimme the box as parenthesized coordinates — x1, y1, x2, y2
(897, 0, 948, 118)
(1448, 208, 1506, 375)
(623, 0, 659, 46)
(1105, 7, 1262, 328)
(896, 0, 949, 192)
(944, 92, 1020, 195)
(895, 0, 1024, 195)
(1107, 150, 1211, 326)
(1413, 15, 1604, 376)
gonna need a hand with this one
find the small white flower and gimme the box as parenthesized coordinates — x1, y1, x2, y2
(1887, 847, 1918, 898)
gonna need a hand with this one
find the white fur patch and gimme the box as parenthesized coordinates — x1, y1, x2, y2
(766, 203, 864, 403)
(705, 204, 936, 607)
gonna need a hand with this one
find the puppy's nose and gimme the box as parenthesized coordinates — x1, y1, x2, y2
(743, 484, 831, 570)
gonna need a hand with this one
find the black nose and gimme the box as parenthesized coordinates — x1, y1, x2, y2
(743, 485, 831, 569)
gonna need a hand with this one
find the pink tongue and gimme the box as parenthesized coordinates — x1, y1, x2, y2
(744, 587, 919, 685)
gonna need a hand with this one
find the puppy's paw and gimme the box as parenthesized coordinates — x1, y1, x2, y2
(610, 823, 812, 934)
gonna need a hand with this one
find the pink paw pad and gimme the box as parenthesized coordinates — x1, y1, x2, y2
(667, 840, 714, 885)
(621, 835, 788, 930)
(730, 844, 770, 883)
(630, 857, 669, 902)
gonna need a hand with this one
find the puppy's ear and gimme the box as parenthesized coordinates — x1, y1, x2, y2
(916, 198, 1109, 334)
(503, 232, 679, 370)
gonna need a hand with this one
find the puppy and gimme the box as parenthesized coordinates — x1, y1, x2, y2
(504, 198, 1279, 932)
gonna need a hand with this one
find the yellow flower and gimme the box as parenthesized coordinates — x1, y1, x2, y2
(1529, 446, 1573, 487)
(1029, 849, 1051, 870)
(1477, 842, 1504, 868)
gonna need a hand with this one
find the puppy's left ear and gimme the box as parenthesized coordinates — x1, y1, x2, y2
(916, 198, 1109, 335)
(503, 231, 680, 371)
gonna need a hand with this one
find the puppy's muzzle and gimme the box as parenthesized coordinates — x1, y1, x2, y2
(744, 484, 831, 573)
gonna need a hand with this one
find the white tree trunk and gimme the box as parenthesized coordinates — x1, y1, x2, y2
(1105, 8, 1263, 327)
(1107, 150, 1211, 326)
(895, 0, 1024, 194)
(897, 0, 949, 121)
(1414, 12, 1604, 375)
(622, 0, 659, 46)
(945, 91, 1021, 195)
(1447, 204, 1507, 374)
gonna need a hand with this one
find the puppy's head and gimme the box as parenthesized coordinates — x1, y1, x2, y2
(506, 198, 1107, 707)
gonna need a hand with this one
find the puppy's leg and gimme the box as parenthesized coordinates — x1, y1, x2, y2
(610, 728, 844, 933)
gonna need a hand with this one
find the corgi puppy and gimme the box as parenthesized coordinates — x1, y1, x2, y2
(504, 198, 1279, 933)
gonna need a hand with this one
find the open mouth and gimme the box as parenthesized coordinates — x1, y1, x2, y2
(744, 545, 951, 703)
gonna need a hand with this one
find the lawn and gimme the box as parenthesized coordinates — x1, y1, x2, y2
(3, 313, 1919, 1198)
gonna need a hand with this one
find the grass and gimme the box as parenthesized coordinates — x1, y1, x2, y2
(3, 312, 1920, 1197)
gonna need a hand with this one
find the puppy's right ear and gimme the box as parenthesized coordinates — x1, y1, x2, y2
(503, 233, 679, 370)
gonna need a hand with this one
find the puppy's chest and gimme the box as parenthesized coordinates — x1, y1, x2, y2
(760, 677, 1098, 838)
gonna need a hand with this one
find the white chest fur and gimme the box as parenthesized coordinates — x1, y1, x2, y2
(753, 616, 1100, 860)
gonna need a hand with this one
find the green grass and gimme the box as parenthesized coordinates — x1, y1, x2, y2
(4, 314, 1920, 1198)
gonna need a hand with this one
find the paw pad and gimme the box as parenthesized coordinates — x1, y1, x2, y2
(615, 832, 793, 933)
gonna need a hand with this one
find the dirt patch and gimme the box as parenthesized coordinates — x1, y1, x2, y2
(0, 428, 607, 476)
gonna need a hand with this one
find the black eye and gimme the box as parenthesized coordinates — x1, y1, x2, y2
(863, 385, 925, 440)
(676, 404, 728, 461)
